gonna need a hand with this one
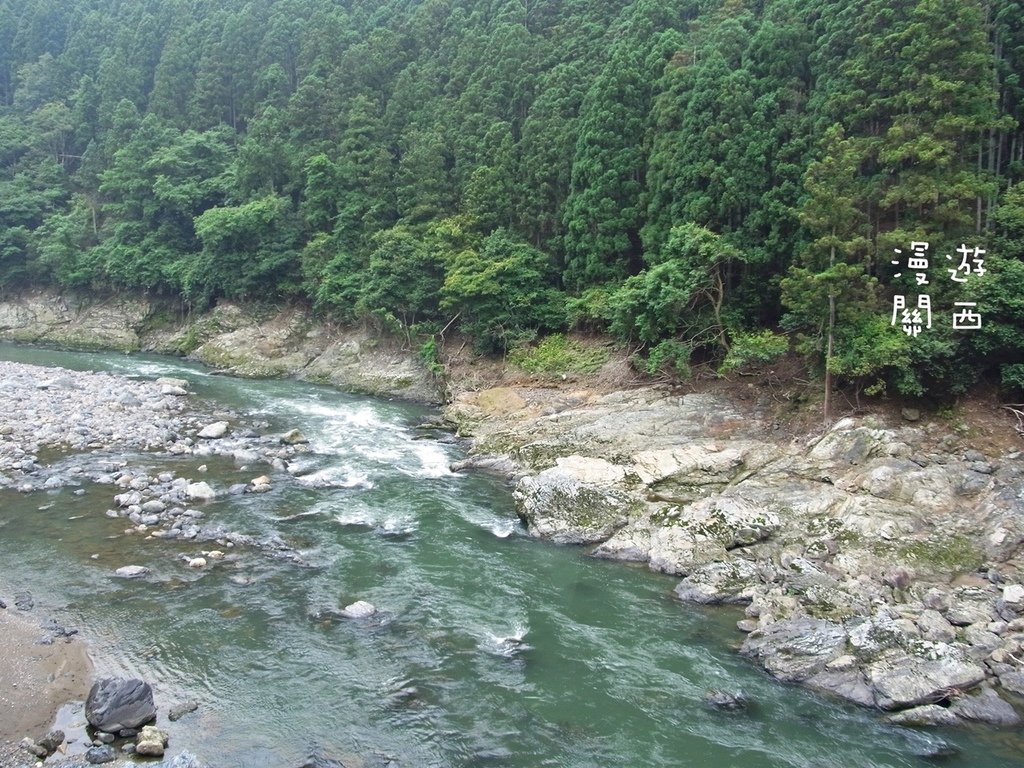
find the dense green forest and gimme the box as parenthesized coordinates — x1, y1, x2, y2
(1, 0, 1024, 401)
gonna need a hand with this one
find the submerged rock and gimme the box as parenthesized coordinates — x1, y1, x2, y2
(168, 700, 199, 722)
(114, 565, 150, 579)
(704, 689, 749, 712)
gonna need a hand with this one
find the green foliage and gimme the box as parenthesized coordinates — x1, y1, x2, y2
(0, 0, 1019, 391)
(507, 333, 610, 376)
(441, 230, 565, 353)
(642, 340, 691, 379)
(720, 330, 789, 373)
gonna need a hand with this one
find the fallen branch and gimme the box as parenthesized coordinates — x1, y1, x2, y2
(1001, 404, 1024, 438)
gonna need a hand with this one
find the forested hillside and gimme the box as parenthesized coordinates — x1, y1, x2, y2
(1, 0, 1023, 400)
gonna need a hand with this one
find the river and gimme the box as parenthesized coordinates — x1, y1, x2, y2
(0, 343, 1020, 768)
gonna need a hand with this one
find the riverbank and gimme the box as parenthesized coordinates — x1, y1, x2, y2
(3, 290, 1024, 733)
(443, 377, 1024, 726)
(0, 605, 91, 748)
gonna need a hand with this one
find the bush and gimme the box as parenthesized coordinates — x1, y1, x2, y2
(719, 330, 789, 373)
(508, 333, 610, 375)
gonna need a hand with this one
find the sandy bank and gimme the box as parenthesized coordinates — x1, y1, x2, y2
(0, 603, 91, 745)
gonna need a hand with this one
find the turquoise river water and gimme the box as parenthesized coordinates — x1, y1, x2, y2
(0, 344, 1021, 768)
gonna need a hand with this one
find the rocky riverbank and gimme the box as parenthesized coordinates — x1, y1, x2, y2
(0, 290, 440, 402)
(445, 383, 1024, 728)
(0, 359, 334, 766)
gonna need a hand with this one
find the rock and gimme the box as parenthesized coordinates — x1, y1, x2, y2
(149, 752, 209, 768)
(911, 740, 960, 761)
(185, 481, 216, 501)
(922, 588, 951, 612)
(36, 729, 65, 753)
(161, 385, 188, 396)
(885, 704, 961, 727)
(916, 610, 956, 643)
(673, 559, 760, 605)
(704, 689, 749, 712)
(740, 617, 848, 683)
(866, 651, 987, 710)
(168, 699, 199, 721)
(948, 686, 1022, 726)
(999, 671, 1024, 697)
(135, 725, 169, 757)
(114, 565, 150, 579)
(187, 557, 207, 568)
(14, 591, 33, 610)
(85, 745, 117, 764)
(882, 566, 913, 591)
(901, 407, 921, 422)
(1002, 583, 1024, 610)
(281, 428, 309, 445)
(20, 737, 48, 758)
(513, 456, 637, 544)
(340, 600, 377, 619)
(736, 619, 759, 633)
(85, 677, 157, 732)
(197, 421, 229, 439)
(141, 499, 166, 514)
(156, 377, 189, 390)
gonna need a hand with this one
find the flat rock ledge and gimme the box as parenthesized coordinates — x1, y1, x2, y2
(446, 387, 1024, 726)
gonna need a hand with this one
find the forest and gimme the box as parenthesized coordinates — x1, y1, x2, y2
(1, 0, 1023, 401)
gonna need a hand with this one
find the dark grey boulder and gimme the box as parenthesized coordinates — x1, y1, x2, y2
(704, 689, 749, 712)
(948, 687, 1022, 726)
(85, 744, 118, 764)
(85, 677, 157, 732)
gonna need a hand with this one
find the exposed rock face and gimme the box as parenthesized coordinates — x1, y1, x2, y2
(0, 290, 440, 402)
(446, 383, 1024, 724)
(85, 677, 157, 732)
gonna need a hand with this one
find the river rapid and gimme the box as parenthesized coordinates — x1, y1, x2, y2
(0, 344, 1019, 768)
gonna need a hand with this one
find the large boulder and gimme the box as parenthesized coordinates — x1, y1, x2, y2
(513, 456, 638, 544)
(866, 649, 987, 710)
(740, 617, 848, 683)
(85, 677, 157, 732)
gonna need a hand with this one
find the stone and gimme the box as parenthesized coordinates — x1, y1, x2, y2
(885, 704, 961, 727)
(280, 428, 309, 445)
(85, 677, 157, 732)
(185, 481, 216, 501)
(673, 559, 760, 605)
(187, 557, 207, 568)
(114, 565, 150, 579)
(135, 725, 169, 757)
(340, 600, 377, 619)
(1002, 583, 1024, 610)
(169, 700, 199, 721)
(901, 408, 921, 422)
(161, 385, 188, 396)
(922, 588, 951, 612)
(141, 499, 166, 514)
(999, 671, 1024, 697)
(149, 752, 209, 768)
(866, 651, 987, 710)
(150, 754, 208, 768)
(916, 610, 956, 643)
(948, 686, 1022, 726)
(197, 421, 229, 439)
(704, 689, 749, 712)
(740, 617, 848, 683)
(85, 745, 117, 764)
(156, 377, 189, 390)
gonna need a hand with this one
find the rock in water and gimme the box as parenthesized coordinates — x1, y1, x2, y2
(197, 421, 229, 439)
(186, 481, 216, 501)
(704, 689, 749, 712)
(168, 699, 199, 721)
(85, 678, 157, 732)
(36, 729, 65, 755)
(114, 565, 150, 579)
(135, 725, 169, 756)
(150, 752, 209, 768)
(85, 745, 117, 764)
(340, 600, 376, 619)
(280, 428, 309, 445)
